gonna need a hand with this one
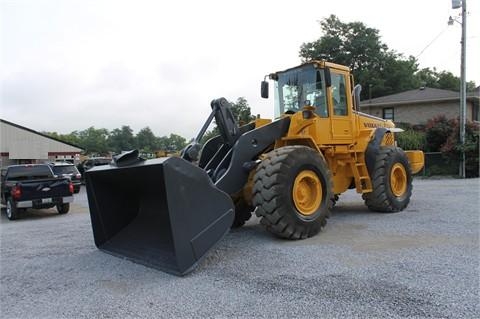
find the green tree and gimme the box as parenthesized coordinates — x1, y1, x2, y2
(108, 125, 136, 153)
(42, 131, 82, 146)
(300, 15, 476, 99)
(415, 68, 441, 88)
(414, 68, 476, 91)
(436, 71, 459, 91)
(136, 127, 158, 152)
(466, 81, 477, 92)
(299, 15, 419, 99)
(154, 134, 187, 152)
(165, 133, 187, 151)
(77, 127, 109, 154)
(231, 97, 256, 125)
(435, 71, 476, 92)
(202, 97, 255, 143)
(378, 54, 419, 96)
(299, 15, 388, 70)
(63, 131, 82, 146)
(156, 136, 170, 150)
(299, 15, 479, 98)
(42, 131, 61, 139)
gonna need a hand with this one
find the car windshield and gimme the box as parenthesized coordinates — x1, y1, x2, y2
(6, 165, 53, 180)
(51, 165, 78, 175)
(274, 64, 328, 118)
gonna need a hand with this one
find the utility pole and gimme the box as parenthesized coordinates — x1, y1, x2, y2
(450, 0, 467, 178)
(460, 0, 467, 178)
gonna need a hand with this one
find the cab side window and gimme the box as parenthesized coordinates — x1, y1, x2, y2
(331, 73, 348, 116)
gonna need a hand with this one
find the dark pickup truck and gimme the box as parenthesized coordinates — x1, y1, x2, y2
(1, 164, 74, 220)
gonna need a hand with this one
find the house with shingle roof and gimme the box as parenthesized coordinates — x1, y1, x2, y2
(359, 87, 479, 125)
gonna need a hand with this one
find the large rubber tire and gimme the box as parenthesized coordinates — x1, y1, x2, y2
(364, 146, 412, 212)
(252, 146, 333, 239)
(6, 198, 19, 220)
(57, 203, 70, 214)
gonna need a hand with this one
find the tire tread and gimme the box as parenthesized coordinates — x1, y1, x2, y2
(253, 146, 333, 239)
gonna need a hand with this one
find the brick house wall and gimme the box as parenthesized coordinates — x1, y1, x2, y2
(360, 87, 479, 125)
(362, 100, 475, 125)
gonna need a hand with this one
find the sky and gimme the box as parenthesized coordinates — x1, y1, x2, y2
(1, 0, 479, 139)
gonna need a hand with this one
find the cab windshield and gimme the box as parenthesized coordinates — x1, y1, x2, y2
(274, 64, 327, 118)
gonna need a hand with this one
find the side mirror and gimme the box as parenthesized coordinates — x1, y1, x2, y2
(261, 81, 269, 99)
(324, 67, 332, 88)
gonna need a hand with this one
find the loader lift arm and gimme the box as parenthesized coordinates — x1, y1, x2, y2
(181, 98, 241, 163)
(183, 98, 291, 195)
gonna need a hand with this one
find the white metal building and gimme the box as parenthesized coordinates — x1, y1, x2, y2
(0, 119, 83, 167)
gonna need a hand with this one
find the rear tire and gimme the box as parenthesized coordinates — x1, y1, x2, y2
(6, 198, 19, 220)
(364, 146, 412, 212)
(57, 203, 70, 214)
(252, 146, 333, 239)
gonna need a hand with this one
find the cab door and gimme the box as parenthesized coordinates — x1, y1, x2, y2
(328, 71, 354, 143)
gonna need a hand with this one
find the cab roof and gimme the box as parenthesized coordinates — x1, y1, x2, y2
(271, 60, 351, 77)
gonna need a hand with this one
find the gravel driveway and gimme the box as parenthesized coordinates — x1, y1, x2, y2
(1, 178, 479, 318)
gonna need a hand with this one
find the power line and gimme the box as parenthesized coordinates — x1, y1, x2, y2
(415, 27, 449, 59)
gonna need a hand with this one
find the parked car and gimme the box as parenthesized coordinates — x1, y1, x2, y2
(49, 162, 82, 193)
(0, 164, 74, 220)
(77, 157, 111, 183)
(81, 157, 111, 171)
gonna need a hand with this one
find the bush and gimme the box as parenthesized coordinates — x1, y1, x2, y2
(425, 164, 457, 177)
(395, 122, 413, 131)
(419, 115, 479, 177)
(425, 115, 455, 152)
(441, 121, 480, 178)
(396, 130, 426, 151)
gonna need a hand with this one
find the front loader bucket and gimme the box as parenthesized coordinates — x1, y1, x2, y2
(85, 157, 234, 275)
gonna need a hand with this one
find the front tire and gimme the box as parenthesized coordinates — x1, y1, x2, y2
(252, 146, 333, 239)
(57, 203, 70, 214)
(364, 146, 412, 212)
(6, 198, 19, 220)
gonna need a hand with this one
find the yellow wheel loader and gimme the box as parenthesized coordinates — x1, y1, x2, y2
(85, 60, 424, 275)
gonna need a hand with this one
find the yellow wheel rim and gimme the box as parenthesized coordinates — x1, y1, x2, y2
(390, 163, 407, 197)
(292, 170, 322, 216)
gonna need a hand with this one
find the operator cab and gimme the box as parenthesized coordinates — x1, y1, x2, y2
(273, 63, 328, 118)
(262, 61, 354, 142)
(262, 62, 350, 120)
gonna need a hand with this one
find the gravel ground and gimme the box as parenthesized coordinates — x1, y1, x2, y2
(1, 178, 479, 318)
